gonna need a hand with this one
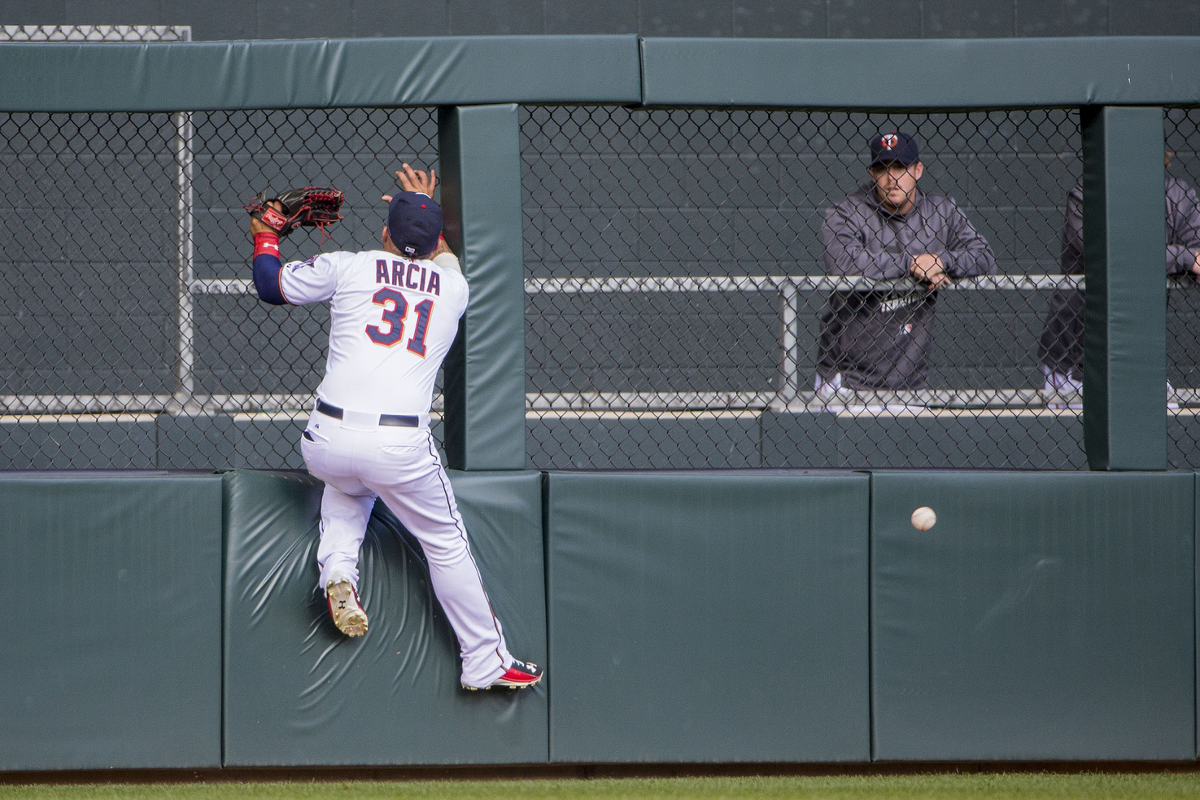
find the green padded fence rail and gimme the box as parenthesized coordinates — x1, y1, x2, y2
(2, 36, 1199, 113)
(640, 37, 1200, 108)
(0, 36, 642, 112)
(545, 470, 871, 763)
(221, 469, 546, 767)
(0, 473, 224, 771)
(871, 470, 1195, 761)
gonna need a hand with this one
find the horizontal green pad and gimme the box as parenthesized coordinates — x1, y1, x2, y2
(546, 471, 870, 762)
(0, 35, 641, 112)
(641, 37, 1200, 108)
(871, 470, 1195, 760)
(0, 474, 223, 770)
(222, 469, 546, 766)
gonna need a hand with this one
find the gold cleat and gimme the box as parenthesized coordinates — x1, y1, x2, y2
(326, 577, 368, 637)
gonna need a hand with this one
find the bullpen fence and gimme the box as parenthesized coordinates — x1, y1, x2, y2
(0, 107, 440, 470)
(0, 36, 1197, 471)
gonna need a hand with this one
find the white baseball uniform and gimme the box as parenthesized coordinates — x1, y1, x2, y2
(275, 246, 512, 688)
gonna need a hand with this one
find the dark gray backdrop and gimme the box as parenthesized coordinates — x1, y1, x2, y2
(3, 0, 1199, 41)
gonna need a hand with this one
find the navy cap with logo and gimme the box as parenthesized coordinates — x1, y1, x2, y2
(869, 131, 920, 167)
(387, 192, 442, 258)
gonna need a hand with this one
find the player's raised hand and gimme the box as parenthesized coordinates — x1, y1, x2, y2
(381, 163, 437, 203)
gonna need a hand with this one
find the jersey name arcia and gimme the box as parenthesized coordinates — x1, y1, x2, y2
(375, 259, 442, 295)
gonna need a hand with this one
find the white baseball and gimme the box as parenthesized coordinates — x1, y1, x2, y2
(910, 506, 937, 531)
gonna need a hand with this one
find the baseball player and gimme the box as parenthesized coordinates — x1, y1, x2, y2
(248, 164, 542, 691)
(816, 131, 997, 391)
(1039, 155, 1200, 400)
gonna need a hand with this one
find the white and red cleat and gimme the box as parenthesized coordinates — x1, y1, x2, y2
(463, 658, 543, 690)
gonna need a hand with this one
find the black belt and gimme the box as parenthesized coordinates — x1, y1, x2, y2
(316, 399, 418, 428)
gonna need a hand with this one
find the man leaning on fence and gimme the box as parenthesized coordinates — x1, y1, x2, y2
(1038, 152, 1200, 402)
(815, 131, 998, 394)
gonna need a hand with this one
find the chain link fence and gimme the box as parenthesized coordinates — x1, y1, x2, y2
(0, 107, 438, 469)
(1167, 108, 1200, 468)
(0, 98, 1195, 471)
(522, 106, 1200, 470)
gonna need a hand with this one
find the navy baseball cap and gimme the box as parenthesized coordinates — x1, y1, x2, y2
(387, 192, 442, 257)
(869, 131, 920, 167)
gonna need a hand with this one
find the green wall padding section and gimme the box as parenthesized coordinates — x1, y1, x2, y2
(545, 471, 870, 763)
(640, 37, 1200, 108)
(0, 35, 641, 112)
(440, 104, 528, 470)
(871, 471, 1195, 761)
(0, 474, 223, 770)
(1081, 106, 1168, 470)
(222, 469, 547, 766)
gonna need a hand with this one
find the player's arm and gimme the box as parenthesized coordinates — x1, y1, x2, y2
(249, 205, 288, 305)
(937, 203, 998, 279)
(821, 203, 909, 279)
(382, 163, 460, 267)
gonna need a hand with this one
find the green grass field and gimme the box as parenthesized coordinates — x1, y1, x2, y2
(3, 773, 1200, 800)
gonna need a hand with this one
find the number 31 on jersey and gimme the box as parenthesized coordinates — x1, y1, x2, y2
(366, 287, 433, 356)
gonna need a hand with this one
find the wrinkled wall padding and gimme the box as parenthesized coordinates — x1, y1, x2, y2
(872, 471, 1195, 761)
(221, 469, 547, 767)
(545, 471, 870, 763)
(1, 469, 1198, 771)
(0, 474, 223, 771)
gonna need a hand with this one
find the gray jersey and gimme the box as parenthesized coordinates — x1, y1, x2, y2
(817, 185, 998, 390)
(1039, 175, 1200, 376)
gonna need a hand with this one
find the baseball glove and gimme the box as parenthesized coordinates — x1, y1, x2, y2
(245, 186, 344, 238)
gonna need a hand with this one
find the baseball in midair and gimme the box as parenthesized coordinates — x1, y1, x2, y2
(910, 506, 937, 531)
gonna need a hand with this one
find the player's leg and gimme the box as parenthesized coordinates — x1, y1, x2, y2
(314, 484, 375, 594)
(314, 486, 374, 637)
(365, 431, 533, 689)
(302, 421, 375, 636)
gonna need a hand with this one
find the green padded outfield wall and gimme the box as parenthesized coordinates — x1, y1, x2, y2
(0, 474, 223, 771)
(872, 471, 1195, 761)
(545, 471, 870, 763)
(221, 469, 547, 766)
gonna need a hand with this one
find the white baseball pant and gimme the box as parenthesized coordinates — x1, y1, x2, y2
(301, 407, 511, 688)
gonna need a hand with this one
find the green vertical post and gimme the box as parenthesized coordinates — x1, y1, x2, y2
(1081, 105, 1168, 471)
(438, 104, 527, 470)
